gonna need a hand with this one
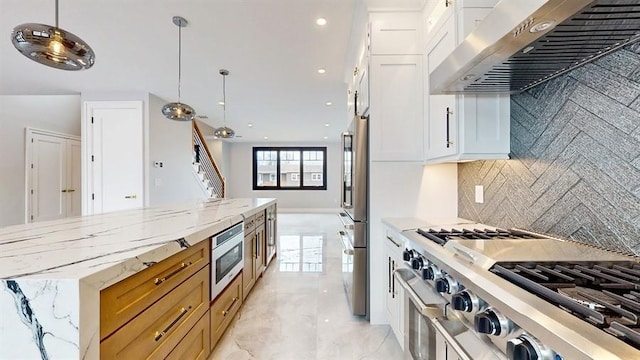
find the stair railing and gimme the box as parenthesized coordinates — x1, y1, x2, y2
(192, 121, 225, 198)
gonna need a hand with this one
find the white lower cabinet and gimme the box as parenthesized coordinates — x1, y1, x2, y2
(384, 226, 405, 349)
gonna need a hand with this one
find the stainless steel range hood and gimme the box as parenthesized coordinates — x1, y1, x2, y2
(430, 0, 640, 94)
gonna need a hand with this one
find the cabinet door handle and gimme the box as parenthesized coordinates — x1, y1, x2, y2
(392, 260, 396, 299)
(255, 234, 259, 259)
(124, 194, 137, 199)
(154, 262, 192, 285)
(386, 235, 401, 248)
(388, 257, 392, 294)
(222, 297, 239, 317)
(67, 189, 75, 192)
(446, 107, 453, 148)
(154, 306, 191, 341)
(61, 189, 68, 193)
(445, 0, 452, 7)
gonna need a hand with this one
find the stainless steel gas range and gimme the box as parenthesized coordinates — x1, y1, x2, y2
(399, 226, 640, 360)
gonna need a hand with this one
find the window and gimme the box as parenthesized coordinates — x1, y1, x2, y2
(253, 147, 327, 190)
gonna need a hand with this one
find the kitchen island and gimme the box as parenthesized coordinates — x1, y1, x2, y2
(0, 197, 276, 359)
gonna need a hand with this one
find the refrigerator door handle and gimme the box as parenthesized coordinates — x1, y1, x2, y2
(338, 212, 355, 230)
(337, 230, 354, 255)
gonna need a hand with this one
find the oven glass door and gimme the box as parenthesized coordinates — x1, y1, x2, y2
(341, 133, 353, 210)
(215, 240, 242, 284)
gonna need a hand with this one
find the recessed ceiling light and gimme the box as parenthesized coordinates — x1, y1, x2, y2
(324, 136, 328, 140)
(325, 101, 332, 106)
(317, 68, 326, 74)
(248, 123, 254, 127)
(218, 101, 224, 106)
(316, 18, 327, 26)
(263, 136, 268, 140)
(324, 123, 330, 127)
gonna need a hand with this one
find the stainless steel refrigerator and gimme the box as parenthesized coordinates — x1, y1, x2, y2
(338, 114, 368, 316)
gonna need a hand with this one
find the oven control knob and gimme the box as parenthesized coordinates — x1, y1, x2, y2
(507, 334, 556, 360)
(402, 249, 414, 262)
(435, 275, 460, 294)
(411, 256, 424, 270)
(421, 267, 430, 280)
(474, 308, 512, 337)
(452, 290, 484, 313)
(452, 291, 473, 312)
(425, 264, 441, 280)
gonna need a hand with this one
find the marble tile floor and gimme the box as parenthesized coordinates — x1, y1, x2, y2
(209, 213, 403, 360)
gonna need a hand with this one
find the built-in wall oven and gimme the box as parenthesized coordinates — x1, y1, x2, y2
(211, 222, 244, 301)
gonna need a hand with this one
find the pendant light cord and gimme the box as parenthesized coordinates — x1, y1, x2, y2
(222, 74, 227, 125)
(55, 0, 59, 28)
(178, 23, 182, 103)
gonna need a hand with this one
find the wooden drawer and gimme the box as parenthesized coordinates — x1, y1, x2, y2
(255, 210, 266, 226)
(244, 215, 256, 233)
(166, 311, 210, 360)
(210, 273, 242, 350)
(100, 240, 209, 339)
(101, 265, 210, 359)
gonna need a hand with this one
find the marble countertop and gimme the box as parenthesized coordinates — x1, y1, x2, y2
(0, 197, 275, 284)
(0, 197, 276, 359)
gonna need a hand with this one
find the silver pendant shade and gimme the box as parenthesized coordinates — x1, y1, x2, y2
(11, 0, 95, 70)
(214, 69, 236, 139)
(162, 16, 196, 122)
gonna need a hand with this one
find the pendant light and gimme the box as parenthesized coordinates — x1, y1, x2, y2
(11, 0, 95, 70)
(214, 69, 236, 138)
(161, 16, 196, 122)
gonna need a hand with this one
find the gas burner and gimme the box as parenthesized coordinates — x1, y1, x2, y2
(492, 261, 640, 350)
(416, 227, 544, 246)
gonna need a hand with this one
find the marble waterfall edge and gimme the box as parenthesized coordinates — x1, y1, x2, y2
(1, 279, 79, 359)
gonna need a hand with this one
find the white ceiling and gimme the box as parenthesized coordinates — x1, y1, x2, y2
(0, 0, 360, 142)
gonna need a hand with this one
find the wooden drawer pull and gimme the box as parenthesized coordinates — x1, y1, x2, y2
(154, 306, 192, 342)
(222, 297, 238, 317)
(154, 262, 192, 285)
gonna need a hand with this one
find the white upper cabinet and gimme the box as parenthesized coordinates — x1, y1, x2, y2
(423, 0, 510, 164)
(370, 55, 424, 162)
(370, 12, 422, 55)
(368, 12, 425, 162)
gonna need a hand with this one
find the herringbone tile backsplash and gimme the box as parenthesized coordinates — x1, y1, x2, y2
(458, 43, 640, 255)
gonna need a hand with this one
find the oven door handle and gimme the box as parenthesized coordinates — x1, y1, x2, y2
(337, 230, 354, 255)
(431, 318, 473, 360)
(394, 269, 444, 318)
(338, 212, 355, 230)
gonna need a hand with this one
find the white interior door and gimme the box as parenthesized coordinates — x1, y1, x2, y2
(89, 103, 144, 213)
(30, 133, 66, 222)
(28, 130, 81, 222)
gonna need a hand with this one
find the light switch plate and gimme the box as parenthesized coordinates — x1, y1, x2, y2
(475, 185, 484, 203)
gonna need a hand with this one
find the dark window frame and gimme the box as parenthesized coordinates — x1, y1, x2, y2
(253, 147, 327, 190)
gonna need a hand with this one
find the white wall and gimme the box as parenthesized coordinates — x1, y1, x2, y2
(226, 142, 341, 210)
(0, 95, 81, 227)
(147, 95, 206, 205)
(369, 162, 457, 324)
